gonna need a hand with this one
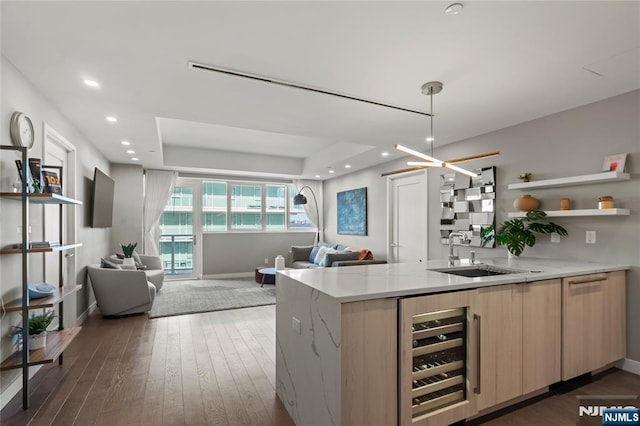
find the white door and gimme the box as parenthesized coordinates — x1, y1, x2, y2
(44, 125, 78, 327)
(389, 172, 428, 263)
(159, 179, 201, 279)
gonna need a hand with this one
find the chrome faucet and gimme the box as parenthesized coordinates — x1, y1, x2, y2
(448, 232, 467, 266)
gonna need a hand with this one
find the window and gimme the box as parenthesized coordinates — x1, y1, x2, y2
(231, 184, 262, 230)
(202, 181, 226, 231)
(266, 184, 286, 231)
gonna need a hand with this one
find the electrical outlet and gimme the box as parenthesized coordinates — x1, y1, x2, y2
(292, 317, 301, 334)
(550, 233, 561, 243)
(586, 230, 596, 244)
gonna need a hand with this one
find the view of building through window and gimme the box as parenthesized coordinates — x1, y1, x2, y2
(158, 180, 315, 275)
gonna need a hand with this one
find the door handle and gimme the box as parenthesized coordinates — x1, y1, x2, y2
(390, 243, 400, 247)
(474, 313, 481, 394)
(65, 253, 75, 258)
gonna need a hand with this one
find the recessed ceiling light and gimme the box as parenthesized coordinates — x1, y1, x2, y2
(381, 151, 390, 157)
(131, 157, 139, 161)
(426, 136, 435, 142)
(315, 175, 321, 178)
(121, 140, 131, 146)
(345, 164, 351, 169)
(126, 150, 135, 154)
(445, 2, 464, 15)
(105, 116, 117, 123)
(328, 169, 335, 174)
(83, 79, 99, 88)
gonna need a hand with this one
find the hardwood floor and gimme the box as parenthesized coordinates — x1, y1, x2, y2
(2, 304, 639, 426)
(1, 305, 294, 426)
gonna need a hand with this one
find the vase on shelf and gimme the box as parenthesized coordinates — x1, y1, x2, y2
(513, 195, 539, 212)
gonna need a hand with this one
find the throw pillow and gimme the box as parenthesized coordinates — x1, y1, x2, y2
(115, 252, 125, 259)
(292, 245, 314, 262)
(313, 246, 330, 265)
(318, 248, 340, 267)
(100, 258, 121, 269)
(132, 250, 144, 269)
(325, 251, 361, 266)
(308, 246, 320, 263)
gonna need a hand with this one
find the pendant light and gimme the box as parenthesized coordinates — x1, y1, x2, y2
(395, 81, 478, 178)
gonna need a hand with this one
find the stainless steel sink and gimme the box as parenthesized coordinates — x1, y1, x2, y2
(429, 264, 526, 278)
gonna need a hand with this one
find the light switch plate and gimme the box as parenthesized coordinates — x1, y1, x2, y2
(586, 230, 596, 244)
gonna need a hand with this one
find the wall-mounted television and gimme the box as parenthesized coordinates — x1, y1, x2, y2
(91, 168, 114, 228)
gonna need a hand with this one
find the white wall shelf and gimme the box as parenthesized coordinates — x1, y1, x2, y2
(507, 171, 630, 190)
(508, 208, 630, 218)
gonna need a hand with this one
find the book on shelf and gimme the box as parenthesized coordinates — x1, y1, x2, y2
(5, 241, 61, 250)
(28, 158, 43, 193)
(14, 160, 35, 193)
(41, 170, 63, 194)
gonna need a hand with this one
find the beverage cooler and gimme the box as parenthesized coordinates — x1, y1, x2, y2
(399, 292, 475, 425)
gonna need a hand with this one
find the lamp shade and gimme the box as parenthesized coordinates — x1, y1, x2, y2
(293, 193, 308, 205)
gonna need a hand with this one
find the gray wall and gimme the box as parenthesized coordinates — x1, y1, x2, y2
(110, 163, 144, 254)
(202, 232, 315, 276)
(0, 56, 111, 394)
(324, 90, 640, 362)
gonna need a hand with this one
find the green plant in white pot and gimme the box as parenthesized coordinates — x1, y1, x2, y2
(120, 242, 137, 267)
(481, 210, 568, 257)
(14, 310, 55, 350)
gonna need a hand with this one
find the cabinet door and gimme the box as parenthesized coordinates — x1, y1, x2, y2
(399, 291, 475, 426)
(562, 273, 606, 380)
(601, 270, 626, 365)
(521, 279, 561, 394)
(472, 284, 523, 412)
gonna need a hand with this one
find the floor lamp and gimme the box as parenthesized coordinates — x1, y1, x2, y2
(293, 186, 321, 244)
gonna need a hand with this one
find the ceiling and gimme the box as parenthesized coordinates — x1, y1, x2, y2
(2, 1, 639, 180)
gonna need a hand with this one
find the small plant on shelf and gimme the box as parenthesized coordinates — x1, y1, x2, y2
(13, 310, 56, 350)
(517, 172, 532, 182)
(481, 210, 568, 257)
(121, 242, 137, 258)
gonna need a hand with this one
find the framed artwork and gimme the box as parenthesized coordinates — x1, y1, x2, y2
(602, 153, 627, 172)
(337, 187, 367, 235)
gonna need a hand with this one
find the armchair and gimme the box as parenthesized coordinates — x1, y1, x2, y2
(87, 265, 157, 316)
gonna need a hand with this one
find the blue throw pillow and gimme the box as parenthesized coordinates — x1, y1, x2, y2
(314, 246, 330, 265)
(308, 246, 320, 263)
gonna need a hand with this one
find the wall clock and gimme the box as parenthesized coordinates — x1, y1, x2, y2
(10, 111, 35, 150)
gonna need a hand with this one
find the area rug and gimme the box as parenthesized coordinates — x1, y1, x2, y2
(149, 277, 275, 319)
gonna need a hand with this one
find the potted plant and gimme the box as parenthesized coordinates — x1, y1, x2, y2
(121, 242, 137, 267)
(518, 172, 532, 183)
(481, 210, 568, 257)
(14, 310, 55, 350)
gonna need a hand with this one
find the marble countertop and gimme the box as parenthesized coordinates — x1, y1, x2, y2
(278, 257, 630, 303)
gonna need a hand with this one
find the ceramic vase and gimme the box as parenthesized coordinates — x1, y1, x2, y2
(29, 332, 46, 350)
(513, 194, 539, 212)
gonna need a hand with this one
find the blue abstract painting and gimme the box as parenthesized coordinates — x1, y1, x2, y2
(337, 187, 367, 235)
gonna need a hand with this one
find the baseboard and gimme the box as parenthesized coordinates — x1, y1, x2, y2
(77, 301, 98, 325)
(617, 358, 640, 375)
(0, 366, 41, 410)
(202, 272, 254, 279)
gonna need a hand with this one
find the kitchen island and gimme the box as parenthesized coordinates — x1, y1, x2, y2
(275, 257, 628, 426)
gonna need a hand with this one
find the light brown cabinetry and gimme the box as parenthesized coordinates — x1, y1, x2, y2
(473, 280, 561, 411)
(562, 271, 626, 380)
(472, 284, 524, 411)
